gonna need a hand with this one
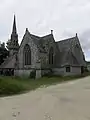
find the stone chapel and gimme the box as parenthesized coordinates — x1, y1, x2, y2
(0, 15, 86, 78)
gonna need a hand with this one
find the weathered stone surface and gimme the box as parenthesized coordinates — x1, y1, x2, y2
(0, 16, 86, 78)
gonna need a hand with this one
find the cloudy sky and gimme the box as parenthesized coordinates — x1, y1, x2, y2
(0, 0, 90, 61)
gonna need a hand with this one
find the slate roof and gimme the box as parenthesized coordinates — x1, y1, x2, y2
(59, 49, 80, 66)
(56, 37, 76, 51)
(0, 30, 55, 69)
(55, 36, 86, 67)
(29, 32, 86, 67)
(21, 29, 54, 53)
(1, 29, 86, 69)
(30, 34, 47, 53)
(41, 34, 54, 40)
(0, 55, 16, 69)
(20, 29, 46, 53)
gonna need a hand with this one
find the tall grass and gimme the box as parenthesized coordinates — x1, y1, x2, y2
(0, 72, 89, 97)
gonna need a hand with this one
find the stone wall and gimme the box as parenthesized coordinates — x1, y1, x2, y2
(18, 31, 39, 70)
(14, 69, 32, 77)
(52, 68, 65, 76)
(53, 66, 81, 76)
(64, 66, 81, 76)
(41, 69, 51, 76)
(40, 35, 57, 69)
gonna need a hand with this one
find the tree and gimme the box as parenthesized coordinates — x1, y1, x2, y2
(0, 42, 9, 65)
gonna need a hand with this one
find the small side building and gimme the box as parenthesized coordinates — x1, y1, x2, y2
(53, 34, 86, 76)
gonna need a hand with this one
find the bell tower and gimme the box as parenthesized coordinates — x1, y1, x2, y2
(7, 15, 19, 56)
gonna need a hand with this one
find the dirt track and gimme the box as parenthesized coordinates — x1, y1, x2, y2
(0, 76, 90, 120)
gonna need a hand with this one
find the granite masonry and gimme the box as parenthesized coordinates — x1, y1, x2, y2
(0, 15, 86, 78)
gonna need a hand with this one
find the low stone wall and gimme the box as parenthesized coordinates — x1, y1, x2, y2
(14, 69, 32, 78)
(52, 68, 65, 76)
(41, 69, 51, 76)
(14, 66, 81, 78)
(52, 66, 81, 76)
(14, 69, 42, 79)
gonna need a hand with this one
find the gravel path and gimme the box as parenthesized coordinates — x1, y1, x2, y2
(0, 76, 90, 120)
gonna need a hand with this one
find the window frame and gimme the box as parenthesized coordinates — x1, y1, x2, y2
(23, 44, 31, 65)
(49, 47, 54, 65)
(66, 66, 70, 72)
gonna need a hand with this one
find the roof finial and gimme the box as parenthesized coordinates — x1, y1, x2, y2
(26, 28, 29, 33)
(76, 33, 77, 37)
(51, 30, 53, 34)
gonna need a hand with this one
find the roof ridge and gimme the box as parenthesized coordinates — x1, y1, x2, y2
(41, 33, 52, 38)
(30, 34, 40, 38)
(56, 36, 76, 43)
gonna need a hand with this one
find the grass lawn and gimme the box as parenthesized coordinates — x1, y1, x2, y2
(0, 72, 89, 97)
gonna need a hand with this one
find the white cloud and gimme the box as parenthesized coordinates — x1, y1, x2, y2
(0, 0, 90, 60)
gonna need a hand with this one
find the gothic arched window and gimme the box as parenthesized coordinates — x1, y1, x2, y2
(24, 44, 31, 65)
(49, 47, 54, 65)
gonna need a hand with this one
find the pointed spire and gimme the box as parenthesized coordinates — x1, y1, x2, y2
(8, 14, 19, 56)
(12, 14, 17, 34)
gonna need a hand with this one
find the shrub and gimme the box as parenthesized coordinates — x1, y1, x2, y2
(42, 69, 53, 77)
(29, 70, 36, 79)
(84, 68, 89, 72)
